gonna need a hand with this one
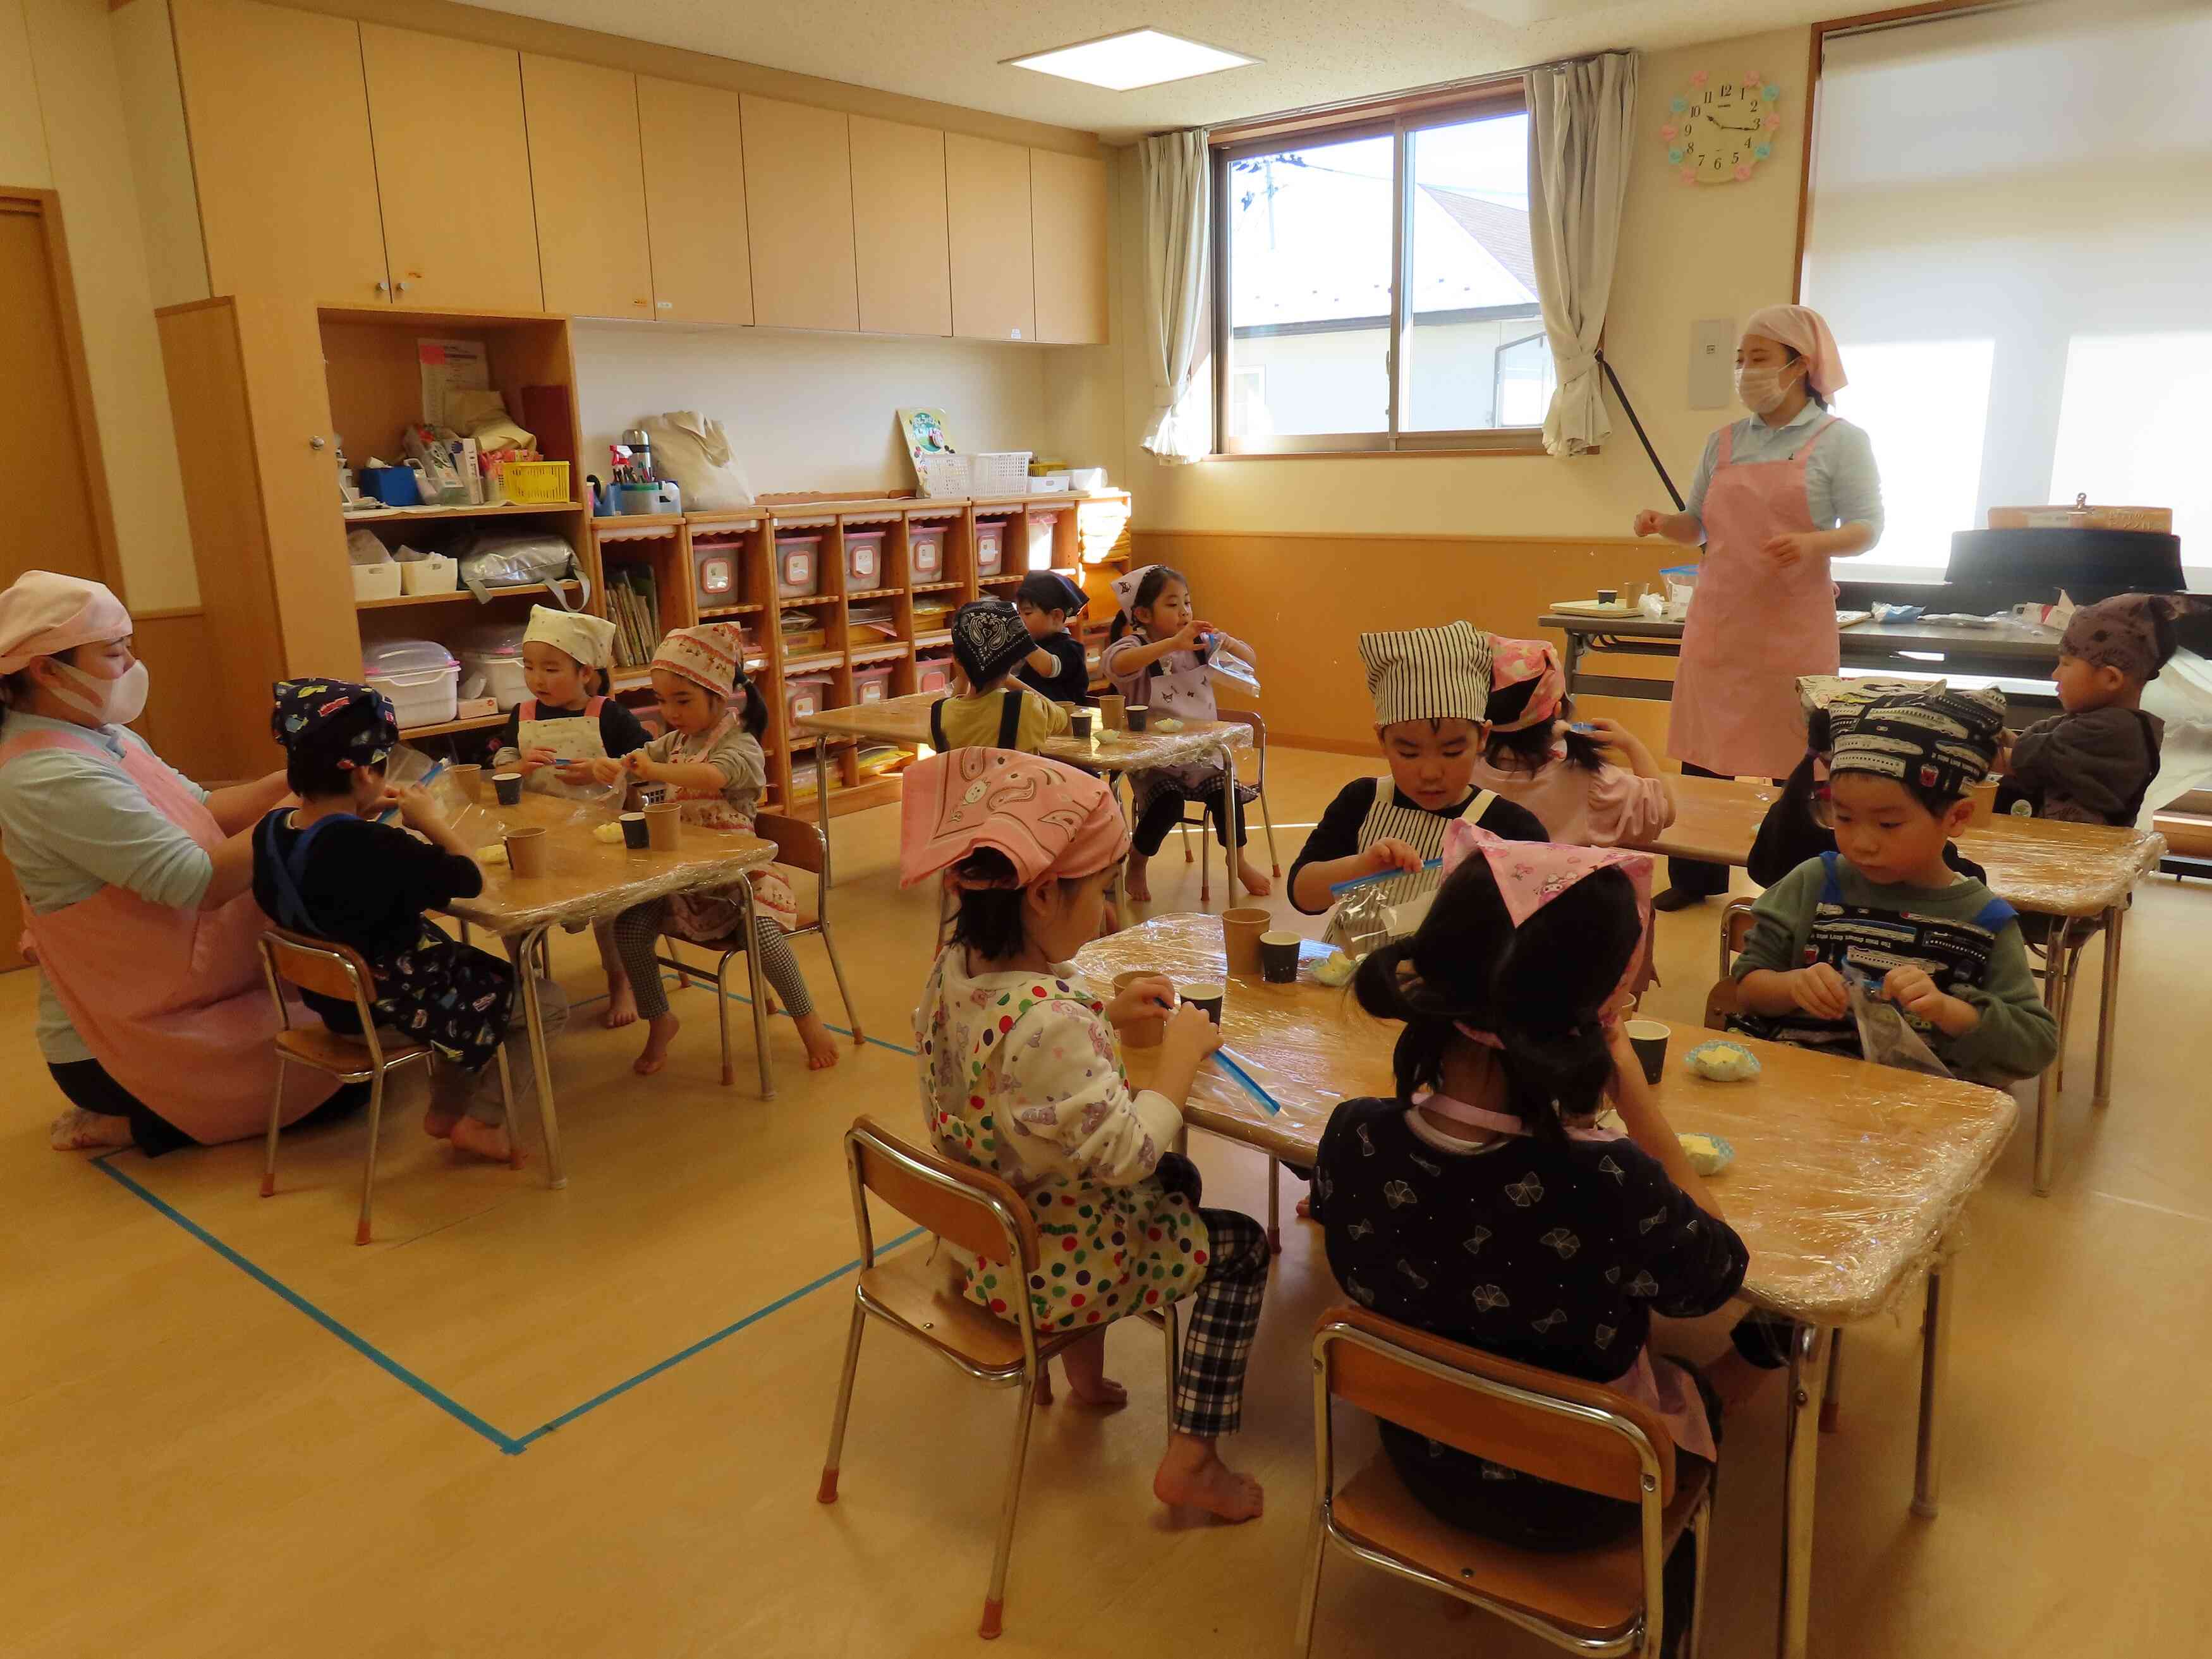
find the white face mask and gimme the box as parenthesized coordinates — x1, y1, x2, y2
(49, 657, 150, 726)
(1734, 363, 1796, 416)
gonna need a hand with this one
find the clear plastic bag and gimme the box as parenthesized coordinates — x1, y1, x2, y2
(1846, 968, 1952, 1078)
(1208, 648, 1261, 696)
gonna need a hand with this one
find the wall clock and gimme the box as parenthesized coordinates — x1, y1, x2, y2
(1661, 70, 1783, 185)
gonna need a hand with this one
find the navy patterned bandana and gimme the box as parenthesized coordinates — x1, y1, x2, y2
(270, 678, 399, 771)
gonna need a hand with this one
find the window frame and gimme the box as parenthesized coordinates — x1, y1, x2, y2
(1210, 84, 1547, 458)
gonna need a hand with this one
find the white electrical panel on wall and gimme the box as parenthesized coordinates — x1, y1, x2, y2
(1689, 318, 1734, 410)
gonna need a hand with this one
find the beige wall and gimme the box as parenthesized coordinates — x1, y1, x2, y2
(1116, 25, 1813, 538)
(1, 0, 198, 612)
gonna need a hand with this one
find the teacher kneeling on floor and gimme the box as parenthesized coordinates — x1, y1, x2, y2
(1631, 303, 1885, 910)
(0, 570, 356, 1153)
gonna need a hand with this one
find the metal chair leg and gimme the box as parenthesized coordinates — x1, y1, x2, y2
(1267, 1157, 1282, 1253)
(714, 947, 739, 1088)
(492, 1043, 522, 1170)
(1292, 1506, 1330, 1658)
(355, 1071, 387, 1246)
(260, 1055, 288, 1198)
(817, 1302, 868, 1504)
(1258, 784, 1282, 877)
(1199, 822, 1212, 906)
(1158, 1298, 1181, 1404)
(1178, 819, 1194, 865)
(1683, 1498, 1713, 1659)
(979, 1374, 1041, 1639)
(743, 902, 775, 1100)
(818, 922, 866, 1045)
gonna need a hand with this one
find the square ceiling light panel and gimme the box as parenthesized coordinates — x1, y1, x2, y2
(1005, 28, 1256, 92)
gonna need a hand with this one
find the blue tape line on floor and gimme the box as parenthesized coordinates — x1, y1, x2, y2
(90, 1153, 525, 1454)
(510, 1225, 925, 1449)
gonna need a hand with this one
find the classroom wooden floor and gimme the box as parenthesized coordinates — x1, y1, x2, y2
(8, 744, 2211, 1658)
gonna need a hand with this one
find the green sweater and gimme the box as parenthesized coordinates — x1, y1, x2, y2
(1734, 856, 2059, 1084)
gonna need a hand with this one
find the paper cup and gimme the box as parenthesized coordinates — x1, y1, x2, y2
(492, 770, 523, 806)
(1597, 586, 1619, 605)
(1125, 705, 1151, 733)
(619, 811, 649, 851)
(1260, 931, 1301, 984)
(447, 763, 482, 805)
(1069, 708, 1095, 739)
(1180, 980, 1224, 1024)
(503, 825, 548, 878)
(645, 801, 682, 851)
(1098, 693, 1126, 732)
(1114, 969, 1169, 1048)
(1966, 777, 1998, 829)
(1626, 1018, 1670, 1086)
(1220, 908, 1269, 978)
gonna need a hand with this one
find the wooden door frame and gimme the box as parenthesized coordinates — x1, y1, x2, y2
(0, 186, 126, 597)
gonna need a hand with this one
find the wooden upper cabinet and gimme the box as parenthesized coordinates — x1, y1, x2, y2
(638, 78, 753, 326)
(849, 116, 951, 337)
(945, 134, 1035, 342)
(522, 56, 652, 320)
(1030, 150, 1110, 346)
(360, 25, 542, 312)
(739, 96, 858, 332)
(172, 0, 388, 305)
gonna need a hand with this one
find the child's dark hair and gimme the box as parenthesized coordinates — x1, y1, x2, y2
(1107, 564, 1184, 645)
(1351, 857, 1641, 1141)
(945, 847, 1089, 960)
(1015, 572, 1076, 619)
(284, 721, 384, 799)
(733, 671, 769, 739)
(1483, 679, 1605, 774)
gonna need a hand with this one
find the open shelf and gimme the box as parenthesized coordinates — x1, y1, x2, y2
(913, 581, 961, 594)
(851, 643, 910, 665)
(609, 667, 656, 691)
(979, 573, 1023, 586)
(700, 602, 764, 617)
(346, 501, 583, 525)
(779, 592, 830, 609)
(400, 712, 507, 739)
(358, 579, 583, 610)
(849, 587, 900, 601)
(784, 652, 842, 673)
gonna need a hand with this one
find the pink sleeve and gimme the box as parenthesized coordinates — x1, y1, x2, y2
(1585, 764, 1677, 846)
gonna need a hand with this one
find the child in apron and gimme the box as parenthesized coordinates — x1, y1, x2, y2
(602, 626, 840, 1077)
(256, 678, 569, 1167)
(1099, 564, 1267, 902)
(928, 598, 1071, 753)
(492, 607, 652, 1025)
(1730, 687, 2059, 1085)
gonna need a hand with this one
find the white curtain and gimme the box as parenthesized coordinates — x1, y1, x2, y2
(1138, 128, 1212, 464)
(1524, 52, 1638, 457)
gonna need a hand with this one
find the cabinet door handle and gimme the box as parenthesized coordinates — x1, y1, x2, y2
(375, 279, 391, 295)
(395, 280, 412, 294)
(657, 300, 672, 310)
(308, 435, 327, 451)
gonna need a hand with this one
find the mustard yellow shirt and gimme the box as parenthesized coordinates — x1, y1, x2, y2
(933, 686, 1071, 753)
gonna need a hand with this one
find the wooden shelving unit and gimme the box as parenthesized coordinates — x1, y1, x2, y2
(356, 578, 584, 611)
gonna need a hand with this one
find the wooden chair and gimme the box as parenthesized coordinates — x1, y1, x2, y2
(1717, 896, 1758, 980)
(817, 1115, 1182, 1641)
(255, 927, 515, 1246)
(1297, 1306, 1711, 1659)
(1173, 709, 1282, 905)
(654, 811, 863, 1096)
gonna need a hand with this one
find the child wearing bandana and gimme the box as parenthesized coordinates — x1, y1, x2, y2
(1732, 688, 2058, 1083)
(932, 598, 1071, 753)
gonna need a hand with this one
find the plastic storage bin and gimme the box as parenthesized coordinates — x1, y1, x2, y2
(363, 638, 459, 730)
(351, 562, 402, 602)
(500, 460, 571, 504)
(399, 553, 458, 595)
(844, 528, 887, 590)
(694, 538, 742, 604)
(851, 661, 896, 705)
(916, 650, 955, 695)
(1026, 509, 1064, 571)
(784, 674, 833, 726)
(775, 533, 822, 599)
(909, 523, 947, 581)
(975, 521, 1007, 576)
(454, 623, 530, 711)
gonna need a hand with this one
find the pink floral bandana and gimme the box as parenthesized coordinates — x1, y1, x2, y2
(1486, 636, 1567, 732)
(899, 747, 1129, 890)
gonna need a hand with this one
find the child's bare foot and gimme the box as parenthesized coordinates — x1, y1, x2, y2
(1234, 855, 1272, 897)
(1058, 1328, 1128, 1409)
(634, 1012, 680, 1075)
(448, 1115, 517, 1165)
(423, 1105, 462, 1140)
(49, 1107, 133, 1152)
(602, 975, 638, 1030)
(1295, 1196, 1311, 1220)
(1153, 1433, 1263, 1522)
(1125, 851, 1152, 904)
(796, 1011, 841, 1071)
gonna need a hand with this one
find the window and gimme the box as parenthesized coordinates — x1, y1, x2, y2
(1802, 1, 2212, 583)
(1215, 91, 1553, 454)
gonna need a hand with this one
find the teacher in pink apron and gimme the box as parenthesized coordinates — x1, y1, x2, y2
(0, 572, 352, 1153)
(1630, 305, 1884, 910)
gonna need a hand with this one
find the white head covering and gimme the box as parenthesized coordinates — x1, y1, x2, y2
(0, 571, 133, 676)
(523, 605, 618, 671)
(1110, 564, 1160, 623)
(1358, 621, 1492, 727)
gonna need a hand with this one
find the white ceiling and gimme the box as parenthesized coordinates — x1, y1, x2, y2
(463, 0, 1847, 141)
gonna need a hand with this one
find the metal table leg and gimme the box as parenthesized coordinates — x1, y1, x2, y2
(1913, 1256, 1953, 1519)
(2093, 904, 2124, 1109)
(1560, 631, 1587, 702)
(1266, 1157, 1281, 1254)
(2033, 933, 2075, 1196)
(815, 738, 834, 890)
(1777, 1323, 1832, 1659)
(512, 923, 566, 1189)
(1218, 741, 1241, 908)
(740, 880, 775, 1099)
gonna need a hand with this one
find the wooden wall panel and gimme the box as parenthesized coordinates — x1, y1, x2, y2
(131, 610, 237, 782)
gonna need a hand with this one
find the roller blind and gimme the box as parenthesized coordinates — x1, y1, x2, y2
(1802, 0, 2212, 583)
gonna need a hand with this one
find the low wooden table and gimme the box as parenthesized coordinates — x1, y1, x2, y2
(1626, 772, 2166, 1193)
(1542, 611, 2066, 712)
(794, 691, 1255, 906)
(1074, 913, 2019, 1659)
(439, 792, 774, 1186)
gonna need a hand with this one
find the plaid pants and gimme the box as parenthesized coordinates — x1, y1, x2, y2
(1170, 1207, 1270, 1438)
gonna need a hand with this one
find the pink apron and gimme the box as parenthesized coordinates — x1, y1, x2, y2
(1, 729, 337, 1143)
(1668, 417, 1842, 778)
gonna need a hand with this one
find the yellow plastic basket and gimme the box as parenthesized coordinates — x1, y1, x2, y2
(499, 459, 571, 504)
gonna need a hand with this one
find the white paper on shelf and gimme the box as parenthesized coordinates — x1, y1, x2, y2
(418, 337, 489, 427)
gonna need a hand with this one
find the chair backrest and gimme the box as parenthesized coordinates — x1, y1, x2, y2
(844, 1115, 1040, 1272)
(1314, 1306, 1674, 1505)
(1723, 899, 1757, 961)
(1701, 976, 1744, 1032)
(754, 810, 825, 877)
(258, 927, 378, 1021)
